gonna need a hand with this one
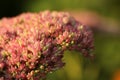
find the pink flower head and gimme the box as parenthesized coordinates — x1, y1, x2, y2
(0, 11, 94, 80)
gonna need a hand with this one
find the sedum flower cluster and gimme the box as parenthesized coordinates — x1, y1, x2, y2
(0, 11, 94, 80)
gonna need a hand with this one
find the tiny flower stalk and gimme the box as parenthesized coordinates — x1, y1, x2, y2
(0, 11, 94, 80)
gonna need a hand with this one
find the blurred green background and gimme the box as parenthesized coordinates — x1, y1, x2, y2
(0, 0, 120, 80)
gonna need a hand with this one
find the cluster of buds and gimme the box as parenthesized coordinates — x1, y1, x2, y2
(0, 11, 94, 80)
